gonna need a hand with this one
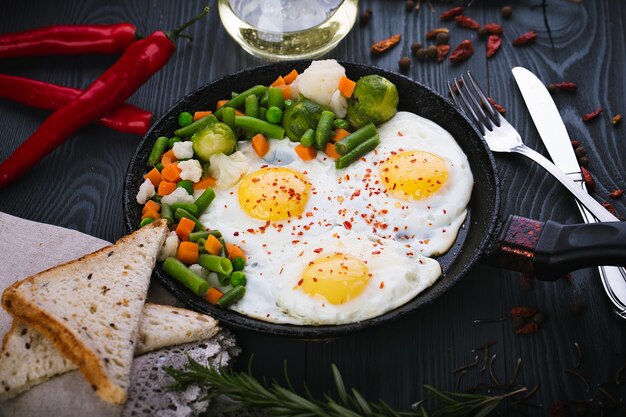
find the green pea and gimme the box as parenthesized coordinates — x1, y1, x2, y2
(168, 136, 182, 148)
(266, 106, 283, 124)
(178, 111, 194, 127)
(230, 271, 247, 287)
(232, 256, 245, 271)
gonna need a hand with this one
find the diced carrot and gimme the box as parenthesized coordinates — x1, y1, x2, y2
(205, 235, 222, 255)
(276, 84, 292, 100)
(158, 180, 177, 196)
(332, 128, 351, 143)
(177, 241, 199, 265)
(161, 149, 176, 166)
(193, 110, 212, 121)
(338, 75, 356, 98)
(251, 133, 269, 157)
(226, 243, 246, 261)
(295, 144, 317, 161)
(235, 109, 245, 116)
(325, 142, 341, 159)
(206, 287, 224, 305)
(142, 200, 161, 215)
(175, 217, 196, 241)
(216, 99, 229, 109)
(161, 162, 181, 183)
(270, 75, 286, 87)
(283, 69, 299, 84)
(143, 167, 162, 187)
(193, 176, 217, 190)
(141, 209, 161, 221)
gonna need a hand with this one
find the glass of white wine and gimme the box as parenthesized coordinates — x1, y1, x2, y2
(218, 0, 358, 61)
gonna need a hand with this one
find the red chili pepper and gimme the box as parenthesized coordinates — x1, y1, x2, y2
(0, 8, 209, 189)
(581, 166, 596, 192)
(512, 31, 537, 46)
(582, 107, 603, 122)
(0, 73, 151, 135)
(486, 35, 502, 58)
(482, 23, 503, 35)
(455, 15, 480, 30)
(449, 40, 474, 63)
(609, 189, 624, 199)
(515, 323, 539, 335)
(436, 44, 450, 63)
(554, 81, 577, 91)
(440, 6, 464, 21)
(487, 97, 506, 114)
(601, 202, 618, 216)
(510, 306, 537, 318)
(0, 23, 137, 58)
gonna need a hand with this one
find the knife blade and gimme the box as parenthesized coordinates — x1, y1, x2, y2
(512, 66, 626, 318)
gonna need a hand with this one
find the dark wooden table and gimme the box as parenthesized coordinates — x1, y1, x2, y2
(1, 0, 625, 414)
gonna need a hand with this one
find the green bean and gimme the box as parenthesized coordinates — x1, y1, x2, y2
(232, 256, 245, 271)
(214, 85, 268, 119)
(174, 208, 205, 232)
(197, 238, 207, 253)
(259, 106, 267, 121)
(222, 107, 237, 135)
(267, 87, 284, 110)
(231, 91, 239, 98)
(189, 230, 222, 242)
(245, 94, 259, 118)
(334, 122, 377, 155)
(219, 237, 228, 257)
(194, 187, 216, 216)
(333, 118, 350, 130)
(161, 203, 174, 226)
(171, 202, 198, 215)
(150, 195, 161, 203)
(300, 128, 315, 147)
(178, 111, 194, 127)
(174, 114, 217, 137)
(140, 217, 154, 227)
(217, 273, 230, 287)
(265, 106, 283, 124)
(234, 116, 285, 139)
(230, 271, 247, 287)
(335, 134, 380, 169)
(217, 285, 246, 308)
(168, 136, 182, 148)
(163, 257, 210, 296)
(147, 136, 168, 166)
(198, 254, 233, 275)
(155, 162, 163, 171)
(259, 91, 269, 108)
(177, 180, 194, 195)
(315, 110, 335, 149)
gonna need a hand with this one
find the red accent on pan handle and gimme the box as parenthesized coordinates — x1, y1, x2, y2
(495, 215, 544, 275)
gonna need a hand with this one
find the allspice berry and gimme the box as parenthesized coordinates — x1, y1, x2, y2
(415, 48, 427, 60)
(502, 6, 513, 18)
(579, 156, 590, 167)
(406, 0, 415, 11)
(477, 26, 489, 40)
(435, 32, 449, 45)
(411, 41, 422, 54)
(360, 9, 372, 26)
(426, 44, 438, 59)
(398, 56, 411, 72)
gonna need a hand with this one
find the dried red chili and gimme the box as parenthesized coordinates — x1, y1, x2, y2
(512, 31, 537, 46)
(515, 323, 539, 335)
(571, 140, 581, 148)
(612, 114, 622, 125)
(436, 44, 450, 63)
(482, 23, 503, 35)
(455, 15, 480, 30)
(609, 189, 624, 199)
(449, 40, 474, 64)
(486, 35, 502, 58)
(425, 28, 449, 40)
(553, 81, 578, 91)
(602, 202, 618, 216)
(440, 6, 464, 21)
(581, 166, 596, 192)
(582, 107, 603, 122)
(510, 307, 537, 318)
(371, 33, 401, 55)
(487, 97, 506, 114)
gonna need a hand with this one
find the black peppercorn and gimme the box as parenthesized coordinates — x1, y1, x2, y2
(415, 48, 427, 60)
(426, 45, 438, 59)
(398, 56, 411, 71)
(575, 147, 587, 158)
(411, 41, 422, 54)
(477, 27, 489, 40)
(360, 9, 372, 26)
(406, 0, 415, 12)
(547, 83, 557, 93)
(502, 6, 513, 18)
(435, 32, 449, 45)
(533, 312, 546, 324)
(579, 156, 589, 167)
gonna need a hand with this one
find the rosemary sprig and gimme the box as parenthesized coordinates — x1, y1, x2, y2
(165, 357, 527, 417)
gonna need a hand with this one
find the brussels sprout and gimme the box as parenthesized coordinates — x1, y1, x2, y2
(282, 96, 326, 142)
(192, 122, 237, 162)
(345, 75, 399, 129)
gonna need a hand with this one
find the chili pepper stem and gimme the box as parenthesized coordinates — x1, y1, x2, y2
(167, 6, 210, 40)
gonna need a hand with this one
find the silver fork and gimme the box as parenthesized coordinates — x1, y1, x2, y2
(448, 72, 618, 223)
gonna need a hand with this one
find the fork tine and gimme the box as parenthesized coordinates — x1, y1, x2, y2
(466, 71, 501, 127)
(459, 74, 494, 130)
(453, 78, 490, 133)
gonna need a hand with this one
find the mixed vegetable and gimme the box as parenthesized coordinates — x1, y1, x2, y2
(137, 63, 399, 308)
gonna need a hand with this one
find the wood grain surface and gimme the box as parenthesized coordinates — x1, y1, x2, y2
(0, 0, 625, 414)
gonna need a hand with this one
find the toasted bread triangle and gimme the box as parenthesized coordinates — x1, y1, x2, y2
(1, 220, 168, 404)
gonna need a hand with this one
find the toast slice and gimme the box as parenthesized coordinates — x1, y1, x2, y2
(0, 303, 219, 401)
(1, 220, 168, 404)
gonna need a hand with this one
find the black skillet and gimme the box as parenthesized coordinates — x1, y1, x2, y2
(123, 62, 626, 338)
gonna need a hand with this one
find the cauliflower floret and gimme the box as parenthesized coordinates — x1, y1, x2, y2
(136, 178, 156, 204)
(328, 90, 348, 118)
(161, 187, 195, 206)
(157, 231, 179, 262)
(178, 159, 203, 182)
(189, 263, 209, 279)
(172, 141, 194, 159)
(209, 151, 249, 190)
(290, 59, 346, 117)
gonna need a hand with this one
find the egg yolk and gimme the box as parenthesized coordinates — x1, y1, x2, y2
(299, 253, 370, 305)
(238, 167, 310, 221)
(380, 150, 448, 200)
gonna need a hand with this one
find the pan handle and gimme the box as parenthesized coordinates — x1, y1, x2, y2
(488, 215, 626, 280)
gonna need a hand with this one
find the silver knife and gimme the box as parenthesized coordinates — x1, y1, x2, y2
(512, 66, 626, 319)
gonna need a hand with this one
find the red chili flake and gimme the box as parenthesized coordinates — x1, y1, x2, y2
(313, 248, 323, 253)
(455, 15, 480, 30)
(581, 166, 596, 192)
(487, 97, 506, 114)
(379, 281, 385, 289)
(440, 6, 464, 21)
(297, 279, 304, 286)
(563, 273, 573, 284)
(612, 114, 622, 125)
(571, 139, 581, 148)
(371, 33, 401, 55)
(510, 306, 537, 318)
(343, 220, 352, 230)
(425, 27, 449, 40)
(436, 44, 450, 63)
(602, 202, 618, 216)
(486, 35, 502, 58)
(553, 81, 578, 91)
(512, 31, 537, 46)
(482, 23, 503, 35)
(609, 189, 624, 199)
(549, 400, 567, 417)
(582, 107, 603, 122)
(515, 322, 539, 335)
(449, 40, 474, 64)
